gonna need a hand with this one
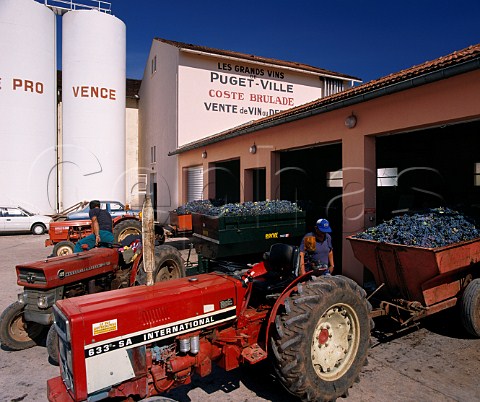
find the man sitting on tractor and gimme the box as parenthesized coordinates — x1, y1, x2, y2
(73, 200, 114, 252)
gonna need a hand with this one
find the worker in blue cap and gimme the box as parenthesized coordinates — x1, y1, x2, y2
(299, 218, 334, 275)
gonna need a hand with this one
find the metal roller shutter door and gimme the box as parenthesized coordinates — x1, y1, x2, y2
(187, 166, 203, 202)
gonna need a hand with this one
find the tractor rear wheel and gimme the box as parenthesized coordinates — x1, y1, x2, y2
(271, 275, 370, 401)
(136, 245, 186, 285)
(113, 219, 142, 243)
(47, 324, 59, 365)
(461, 278, 480, 337)
(0, 302, 46, 350)
(53, 240, 75, 256)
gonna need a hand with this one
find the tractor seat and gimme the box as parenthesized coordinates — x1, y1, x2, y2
(264, 243, 298, 275)
(252, 244, 299, 296)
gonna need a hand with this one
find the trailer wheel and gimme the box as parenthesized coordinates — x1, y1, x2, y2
(53, 241, 75, 256)
(0, 302, 46, 350)
(113, 219, 142, 243)
(271, 275, 370, 401)
(461, 278, 480, 337)
(136, 245, 186, 285)
(47, 324, 59, 366)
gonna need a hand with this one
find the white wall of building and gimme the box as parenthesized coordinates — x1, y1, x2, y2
(139, 41, 179, 223)
(177, 53, 324, 146)
(125, 100, 140, 208)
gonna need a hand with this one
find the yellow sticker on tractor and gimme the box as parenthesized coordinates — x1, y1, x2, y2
(92, 319, 118, 336)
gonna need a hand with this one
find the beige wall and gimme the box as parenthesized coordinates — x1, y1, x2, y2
(125, 99, 140, 208)
(139, 41, 179, 223)
(177, 70, 480, 283)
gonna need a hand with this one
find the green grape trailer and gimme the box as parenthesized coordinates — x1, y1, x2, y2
(192, 211, 306, 260)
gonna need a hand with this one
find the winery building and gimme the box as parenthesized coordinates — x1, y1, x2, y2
(139, 38, 360, 224)
(166, 45, 480, 283)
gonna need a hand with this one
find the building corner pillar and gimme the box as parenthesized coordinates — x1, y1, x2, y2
(341, 135, 376, 285)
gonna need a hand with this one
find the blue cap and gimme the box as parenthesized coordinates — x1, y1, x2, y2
(316, 218, 331, 233)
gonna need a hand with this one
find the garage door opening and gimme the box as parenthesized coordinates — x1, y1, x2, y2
(376, 120, 480, 223)
(214, 159, 240, 204)
(278, 143, 343, 272)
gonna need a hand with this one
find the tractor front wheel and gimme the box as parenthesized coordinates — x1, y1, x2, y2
(0, 302, 46, 350)
(53, 241, 75, 256)
(271, 275, 370, 401)
(47, 324, 59, 365)
(136, 245, 186, 285)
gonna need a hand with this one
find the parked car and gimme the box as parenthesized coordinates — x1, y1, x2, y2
(0, 206, 52, 235)
(66, 200, 140, 220)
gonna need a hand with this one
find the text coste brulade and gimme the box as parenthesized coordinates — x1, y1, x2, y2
(206, 63, 295, 116)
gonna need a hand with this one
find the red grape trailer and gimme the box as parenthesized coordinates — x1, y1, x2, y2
(348, 236, 480, 336)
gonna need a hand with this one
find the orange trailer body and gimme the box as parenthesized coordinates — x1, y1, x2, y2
(348, 237, 480, 306)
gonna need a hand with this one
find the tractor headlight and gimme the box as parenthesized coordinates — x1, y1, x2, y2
(17, 292, 28, 304)
(37, 293, 56, 309)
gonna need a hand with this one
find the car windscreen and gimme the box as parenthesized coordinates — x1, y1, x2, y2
(18, 207, 33, 216)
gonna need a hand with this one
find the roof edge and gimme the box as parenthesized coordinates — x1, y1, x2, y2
(154, 37, 361, 81)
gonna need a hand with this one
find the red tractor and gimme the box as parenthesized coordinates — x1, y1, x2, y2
(47, 243, 371, 402)
(45, 216, 152, 256)
(0, 240, 185, 365)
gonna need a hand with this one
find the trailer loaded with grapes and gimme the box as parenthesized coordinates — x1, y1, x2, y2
(348, 208, 480, 337)
(178, 199, 308, 272)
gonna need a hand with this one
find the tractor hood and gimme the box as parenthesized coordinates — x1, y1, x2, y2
(16, 248, 119, 289)
(57, 272, 243, 345)
(54, 273, 243, 397)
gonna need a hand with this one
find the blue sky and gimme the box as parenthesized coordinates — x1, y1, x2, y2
(69, 1, 480, 84)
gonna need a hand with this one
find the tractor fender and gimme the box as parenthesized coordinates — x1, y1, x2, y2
(264, 271, 315, 348)
(128, 254, 143, 286)
(113, 215, 141, 225)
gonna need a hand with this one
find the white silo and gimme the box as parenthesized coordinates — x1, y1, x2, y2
(0, 0, 57, 214)
(61, 9, 126, 208)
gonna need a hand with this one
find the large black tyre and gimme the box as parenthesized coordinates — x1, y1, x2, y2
(0, 302, 46, 350)
(113, 219, 142, 243)
(47, 324, 59, 365)
(271, 275, 370, 401)
(461, 278, 480, 337)
(53, 240, 75, 256)
(136, 245, 186, 285)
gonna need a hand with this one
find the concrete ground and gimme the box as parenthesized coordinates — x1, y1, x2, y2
(0, 234, 479, 402)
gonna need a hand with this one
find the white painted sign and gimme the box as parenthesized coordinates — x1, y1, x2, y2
(177, 54, 324, 146)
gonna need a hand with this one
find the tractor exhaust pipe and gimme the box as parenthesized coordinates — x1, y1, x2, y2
(142, 195, 155, 286)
